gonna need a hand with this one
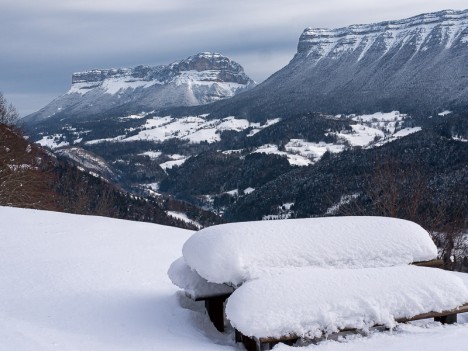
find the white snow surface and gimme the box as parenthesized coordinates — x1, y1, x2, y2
(139, 151, 162, 159)
(226, 266, 468, 338)
(160, 156, 188, 170)
(182, 217, 438, 286)
(253, 144, 312, 166)
(168, 257, 234, 300)
(337, 125, 385, 147)
(36, 134, 69, 149)
(285, 139, 345, 162)
(374, 127, 422, 147)
(167, 211, 201, 229)
(0, 206, 233, 351)
(274, 320, 468, 351)
(351, 111, 404, 123)
(301, 10, 468, 60)
(1, 206, 468, 351)
(326, 194, 360, 215)
(124, 115, 256, 144)
(438, 110, 453, 116)
(244, 187, 255, 195)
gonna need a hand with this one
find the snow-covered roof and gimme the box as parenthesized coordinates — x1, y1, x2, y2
(225, 266, 468, 339)
(182, 217, 438, 285)
(168, 257, 234, 299)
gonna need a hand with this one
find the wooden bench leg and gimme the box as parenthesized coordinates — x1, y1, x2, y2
(435, 313, 457, 324)
(204, 296, 228, 332)
(235, 330, 265, 351)
(235, 329, 243, 343)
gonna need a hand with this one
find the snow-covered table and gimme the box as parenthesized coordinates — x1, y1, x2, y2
(169, 216, 462, 348)
(182, 217, 439, 286)
(226, 266, 468, 351)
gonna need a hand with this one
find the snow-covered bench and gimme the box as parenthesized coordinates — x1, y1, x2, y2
(168, 257, 234, 331)
(170, 216, 455, 343)
(226, 266, 468, 351)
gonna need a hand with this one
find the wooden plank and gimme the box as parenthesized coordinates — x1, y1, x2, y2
(193, 292, 232, 302)
(434, 314, 457, 324)
(256, 303, 468, 344)
(237, 332, 261, 351)
(412, 259, 445, 268)
(396, 303, 468, 323)
(259, 334, 299, 343)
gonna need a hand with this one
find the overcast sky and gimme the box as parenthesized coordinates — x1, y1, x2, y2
(1, 0, 467, 116)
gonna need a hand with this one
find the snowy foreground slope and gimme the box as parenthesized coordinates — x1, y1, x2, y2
(0, 207, 232, 351)
(1, 206, 468, 351)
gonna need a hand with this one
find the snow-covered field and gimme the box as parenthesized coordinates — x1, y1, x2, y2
(121, 115, 279, 145)
(1, 206, 467, 351)
(0, 207, 232, 351)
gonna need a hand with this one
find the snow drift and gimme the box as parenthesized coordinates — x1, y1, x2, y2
(225, 266, 468, 339)
(168, 257, 234, 299)
(182, 217, 438, 285)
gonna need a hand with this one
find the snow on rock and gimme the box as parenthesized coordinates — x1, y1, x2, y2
(168, 257, 234, 299)
(225, 266, 468, 339)
(182, 217, 438, 286)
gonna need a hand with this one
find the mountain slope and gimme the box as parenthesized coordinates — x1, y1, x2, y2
(171, 9, 468, 120)
(226, 120, 468, 232)
(24, 52, 255, 124)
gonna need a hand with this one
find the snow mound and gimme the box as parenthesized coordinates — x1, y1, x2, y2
(225, 266, 468, 339)
(182, 217, 438, 285)
(168, 257, 234, 299)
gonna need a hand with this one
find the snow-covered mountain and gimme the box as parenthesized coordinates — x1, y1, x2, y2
(24, 52, 256, 124)
(188, 9, 468, 120)
(21, 10, 468, 225)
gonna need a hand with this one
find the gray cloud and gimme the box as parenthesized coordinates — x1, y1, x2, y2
(1, 0, 467, 116)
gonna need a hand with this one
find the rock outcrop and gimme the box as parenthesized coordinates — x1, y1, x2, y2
(24, 53, 255, 124)
(189, 10, 468, 120)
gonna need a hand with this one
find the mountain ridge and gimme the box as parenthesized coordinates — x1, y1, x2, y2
(23, 52, 255, 124)
(162, 9, 468, 121)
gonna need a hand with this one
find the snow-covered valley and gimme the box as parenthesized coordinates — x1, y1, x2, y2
(35, 111, 422, 169)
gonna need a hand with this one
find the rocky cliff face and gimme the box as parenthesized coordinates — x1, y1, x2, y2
(190, 10, 468, 121)
(24, 53, 255, 124)
(296, 10, 468, 58)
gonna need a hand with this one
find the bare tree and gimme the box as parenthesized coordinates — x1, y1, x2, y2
(0, 93, 19, 126)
